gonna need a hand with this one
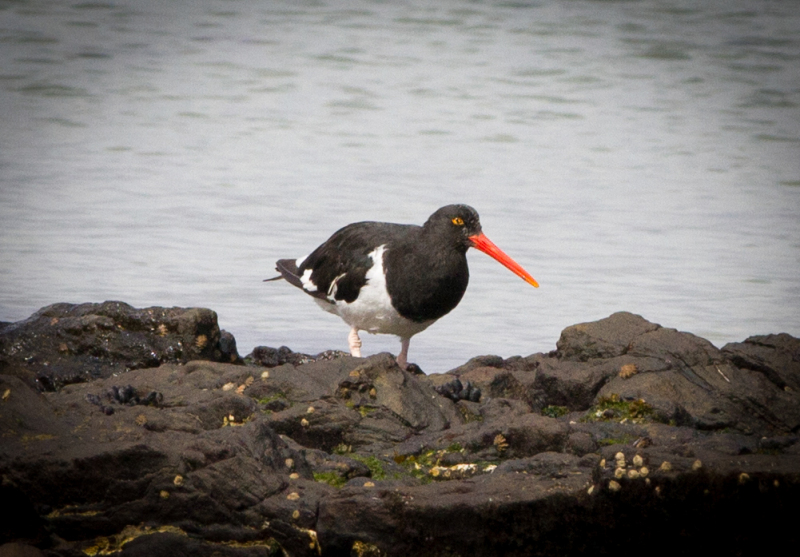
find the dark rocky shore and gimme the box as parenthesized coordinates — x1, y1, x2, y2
(1, 302, 799, 556)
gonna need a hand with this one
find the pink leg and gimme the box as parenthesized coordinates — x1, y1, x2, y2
(348, 327, 362, 357)
(396, 337, 410, 370)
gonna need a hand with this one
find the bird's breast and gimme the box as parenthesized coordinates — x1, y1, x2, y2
(331, 245, 435, 338)
(384, 247, 470, 323)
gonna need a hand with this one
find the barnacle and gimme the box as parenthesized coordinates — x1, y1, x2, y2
(619, 363, 638, 378)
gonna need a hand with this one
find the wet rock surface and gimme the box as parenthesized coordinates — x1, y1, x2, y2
(0, 302, 240, 391)
(1, 306, 799, 556)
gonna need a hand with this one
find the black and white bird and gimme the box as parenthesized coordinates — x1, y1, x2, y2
(266, 204, 538, 370)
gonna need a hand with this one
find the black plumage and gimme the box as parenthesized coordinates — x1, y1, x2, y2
(268, 204, 537, 370)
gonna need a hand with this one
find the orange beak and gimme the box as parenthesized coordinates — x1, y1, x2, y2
(469, 232, 539, 288)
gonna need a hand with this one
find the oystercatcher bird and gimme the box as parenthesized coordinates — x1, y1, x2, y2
(266, 205, 538, 370)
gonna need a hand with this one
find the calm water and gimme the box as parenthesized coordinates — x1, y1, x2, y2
(1, 0, 799, 372)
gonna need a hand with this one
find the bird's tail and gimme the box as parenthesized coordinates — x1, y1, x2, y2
(265, 259, 305, 290)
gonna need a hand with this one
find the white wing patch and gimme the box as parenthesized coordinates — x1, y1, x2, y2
(300, 267, 317, 294)
(296, 255, 321, 294)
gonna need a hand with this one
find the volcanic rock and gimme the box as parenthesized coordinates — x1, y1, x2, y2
(0, 302, 240, 392)
(1, 306, 799, 556)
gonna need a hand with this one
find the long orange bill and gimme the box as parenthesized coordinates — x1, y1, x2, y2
(469, 232, 539, 288)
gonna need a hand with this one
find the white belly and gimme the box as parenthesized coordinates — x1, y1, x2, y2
(313, 245, 435, 339)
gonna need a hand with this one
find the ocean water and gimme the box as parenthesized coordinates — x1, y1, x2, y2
(1, 0, 798, 372)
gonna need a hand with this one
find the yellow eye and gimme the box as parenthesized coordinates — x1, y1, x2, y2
(452, 217, 464, 226)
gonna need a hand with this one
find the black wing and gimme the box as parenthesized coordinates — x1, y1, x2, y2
(296, 221, 415, 304)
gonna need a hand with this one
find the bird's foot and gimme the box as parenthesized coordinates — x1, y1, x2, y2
(395, 353, 422, 373)
(435, 377, 481, 402)
(348, 328, 362, 357)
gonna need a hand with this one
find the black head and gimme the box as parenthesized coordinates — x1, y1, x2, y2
(422, 204, 482, 251)
(422, 204, 539, 288)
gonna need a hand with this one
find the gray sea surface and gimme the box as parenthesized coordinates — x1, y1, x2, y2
(1, 0, 799, 372)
